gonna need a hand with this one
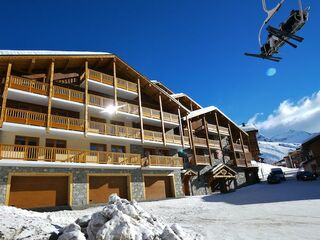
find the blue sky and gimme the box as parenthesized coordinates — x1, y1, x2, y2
(1, 0, 319, 135)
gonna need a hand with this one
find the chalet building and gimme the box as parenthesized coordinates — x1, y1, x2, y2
(301, 134, 320, 173)
(240, 123, 261, 161)
(0, 50, 258, 210)
(285, 148, 303, 168)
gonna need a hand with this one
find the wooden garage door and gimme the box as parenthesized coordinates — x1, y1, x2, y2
(89, 176, 128, 204)
(144, 176, 173, 200)
(9, 176, 69, 209)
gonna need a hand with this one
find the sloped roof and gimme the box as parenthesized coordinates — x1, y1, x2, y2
(185, 106, 248, 136)
(0, 50, 111, 56)
(240, 123, 258, 132)
(171, 93, 202, 109)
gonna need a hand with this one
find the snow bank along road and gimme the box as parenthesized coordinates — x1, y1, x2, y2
(1, 179, 320, 239)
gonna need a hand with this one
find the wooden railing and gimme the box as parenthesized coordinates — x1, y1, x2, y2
(53, 86, 84, 103)
(88, 121, 141, 139)
(166, 134, 182, 144)
(9, 76, 48, 95)
(208, 139, 220, 149)
(233, 143, 250, 152)
(144, 129, 163, 142)
(8, 75, 179, 124)
(196, 155, 211, 165)
(207, 124, 229, 136)
(0, 144, 141, 165)
(193, 137, 207, 147)
(51, 115, 84, 131)
(145, 155, 183, 167)
(235, 158, 247, 167)
(5, 108, 47, 127)
(88, 69, 137, 93)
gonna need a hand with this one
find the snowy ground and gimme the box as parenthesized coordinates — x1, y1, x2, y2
(1, 179, 320, 239)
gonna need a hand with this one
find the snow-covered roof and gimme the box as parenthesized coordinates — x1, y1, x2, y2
(240, 123, 258, 132)
(185, 106, 248, 135)
(301, 132, 320, 145)
(0, 50, 111, 56)
(170, 93, 202, 109)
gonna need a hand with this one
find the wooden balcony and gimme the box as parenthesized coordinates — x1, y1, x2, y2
(235, 159, 247, 167)
(207, 124, 230, 136)
(5, 108, 84, 131)
(166, 134, 182, 145)
(144, 155, 183, 167)
(88, 121, 141, 139)
(233, 143, 250, 152)
(195, 155, 211, 165)
(193, 137, 221, 149)
(8, 75, 179, 125)
(88, 69, 137, 93)
(0, 144, 141, 165)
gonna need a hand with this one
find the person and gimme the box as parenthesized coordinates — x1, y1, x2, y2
(261, 34, 279, 55)
(280, 9, 307, 33)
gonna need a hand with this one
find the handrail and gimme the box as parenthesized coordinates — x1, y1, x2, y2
(146, 155, 183, 167)
(88, 69, 137, 93)
(194, 155, 211, 165)
(0, 144, 141, 165)
(9, 76, 48, 95)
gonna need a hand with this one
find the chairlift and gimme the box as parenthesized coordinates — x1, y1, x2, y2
(245, 0, 309, 62)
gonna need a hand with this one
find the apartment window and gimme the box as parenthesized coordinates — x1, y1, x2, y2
(90, 117, 106, 123)
(46, 139, 67, 148)
(15, 136, 39, 146)
(110, 120, 125, 126)
(111, 145, 125, 153)
(90, 143, 107, 152)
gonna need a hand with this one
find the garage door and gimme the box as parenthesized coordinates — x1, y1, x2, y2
(8, 175, 69, 209)
(89, 176, 128, 204)
(144, 176, 173, 200)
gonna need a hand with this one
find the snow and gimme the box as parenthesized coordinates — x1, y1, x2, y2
(269, 129, 312, 144)
(251, 160, 298, 179)
(258, 141, 299, 163)
(1, 178, 320, 240)
(0, 50, 111, 56)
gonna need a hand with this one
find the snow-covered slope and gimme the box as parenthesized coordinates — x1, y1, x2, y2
(259, 141, 299, 164)
(269, 129, 312, 143)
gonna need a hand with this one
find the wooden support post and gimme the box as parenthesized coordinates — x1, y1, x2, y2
(84, 60, 89, 136)
(0, 63, 12, 127)
(239, 132, 248, 167)
(177, 107, 184, 147)
(228, 123, 237, 166)
(159, 94, 166, 146)
(137, 78, 144, 143)
(214, 112, 225, 164)
(46, 61, 55, 133)
(203, 116, 212, 165)
(113, 58, 118, 110)
(188, 119, 197, 165)
(186, 117, 193, 148)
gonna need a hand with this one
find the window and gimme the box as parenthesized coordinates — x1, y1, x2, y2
(110, 120, 125, 126)
(90, 117, 106, 123)
(46, 139, 67, 148)
(15, 136, 39, 146)
(111, 145, 125, 153)
(90, 143, 107, 152)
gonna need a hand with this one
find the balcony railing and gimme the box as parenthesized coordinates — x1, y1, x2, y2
(88, 121, 141, 139)
(207, 124, 230, 136)
(0, 144, 141, 165)
(88, 69, 137, 93)
(166, 134, 182, 144)
(9, 75, 179, 125)
(194, 155, 211, 165)
(144, 155, 183, 167)
(233, 143, 250, 152)
(193, 137, 221, 149)
(5, 108, 84, 131)
(144, 129, 163, 142)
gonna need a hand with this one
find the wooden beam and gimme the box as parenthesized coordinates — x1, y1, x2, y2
(228, 123, 237, 166)
(137, 78, 144, 143)
(188, 119, 197, 165)
(239, 132, 248, 167)
(113, 58, 118, 111)
(28, 58, 36, 74)
(177, 107, 184, 147)
(214, 112, 225, 164)
(46, 61, 55, 132)
(63, 59, 70, 72)
(84, 60, 89, 136)
(159, 94, 166, 146)
(186, 118, 193, 148)
(0, 63, 12, 127)
(203, 116, 213, 165)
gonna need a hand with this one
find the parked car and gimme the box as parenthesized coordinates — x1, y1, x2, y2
(267, 173, 281, 184)
(296, 171, 318, 181)
(270, 168, 286, 181)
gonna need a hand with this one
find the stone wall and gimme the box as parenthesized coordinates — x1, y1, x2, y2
(0, 165, 182, 209)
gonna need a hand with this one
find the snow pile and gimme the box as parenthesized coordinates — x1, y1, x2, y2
(258, 141, 298, 163)
(57, 194, 197, 240)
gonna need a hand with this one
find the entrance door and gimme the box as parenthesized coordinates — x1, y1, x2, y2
(144, 176, 173, 200)
(182, 175, 191, 196)
(15, 136, 39, 160)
